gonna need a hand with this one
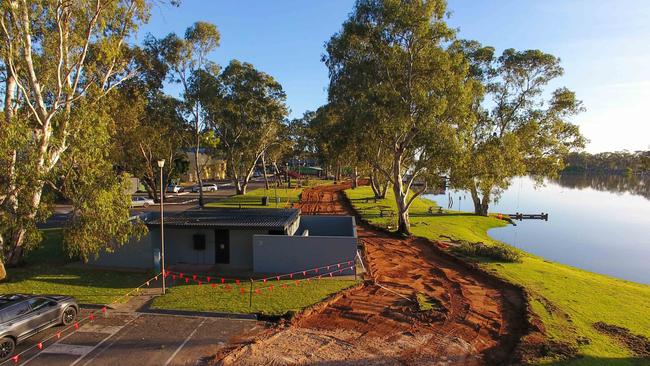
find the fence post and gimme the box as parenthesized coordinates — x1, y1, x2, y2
(249, 279, 253, 308)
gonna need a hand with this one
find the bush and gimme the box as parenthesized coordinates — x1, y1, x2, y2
(451, 241, 522, 263)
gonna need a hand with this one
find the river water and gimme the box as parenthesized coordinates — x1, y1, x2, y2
(423, 174, 650, 285)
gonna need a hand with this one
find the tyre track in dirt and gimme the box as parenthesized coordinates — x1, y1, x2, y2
(221, 182, 528, 365)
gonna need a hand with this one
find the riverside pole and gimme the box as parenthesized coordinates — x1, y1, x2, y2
(158, 159, 166, 295)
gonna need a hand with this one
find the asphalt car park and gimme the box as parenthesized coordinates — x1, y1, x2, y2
(12, 309, 264, 366)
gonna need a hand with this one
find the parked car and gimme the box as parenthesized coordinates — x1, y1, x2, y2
(192, 183, 218, 192)
(0, 294, 78, 361)
(130, 196, 154, 207)
(166, 184, 184, 193)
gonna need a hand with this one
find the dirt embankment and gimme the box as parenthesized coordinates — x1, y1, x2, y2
(220, 183, 531, 365)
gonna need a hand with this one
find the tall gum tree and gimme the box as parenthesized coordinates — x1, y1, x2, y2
(0, 0, 151, 271)
(158, 21, 220, 207)
(450, 42, 586, 215)
(203, 60, 287, 195)
(324, 0, 475, 235)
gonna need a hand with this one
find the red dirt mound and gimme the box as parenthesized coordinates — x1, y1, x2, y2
(221, 182, 529, 365)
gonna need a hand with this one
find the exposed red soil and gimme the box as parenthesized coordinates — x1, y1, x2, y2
(221, 182, 529, 365)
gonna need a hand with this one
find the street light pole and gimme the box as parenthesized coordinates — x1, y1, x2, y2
(157, 159, 166, 295)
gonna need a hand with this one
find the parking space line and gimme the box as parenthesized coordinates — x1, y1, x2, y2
(41, 344, 95, 356)
(74, 313, 142, 366)
(162, 318, 207, 366)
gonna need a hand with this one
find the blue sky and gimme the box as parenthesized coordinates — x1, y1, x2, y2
(138, 0, 650, 153)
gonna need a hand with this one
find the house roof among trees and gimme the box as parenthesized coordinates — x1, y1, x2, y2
(145, 208, 300, 231)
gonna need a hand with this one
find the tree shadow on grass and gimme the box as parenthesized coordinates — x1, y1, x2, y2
(542, 356, 650, 366)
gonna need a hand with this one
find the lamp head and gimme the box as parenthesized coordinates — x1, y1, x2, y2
(157, 159, 165, 168)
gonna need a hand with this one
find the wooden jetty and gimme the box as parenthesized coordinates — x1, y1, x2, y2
(507, 212, 549, 221)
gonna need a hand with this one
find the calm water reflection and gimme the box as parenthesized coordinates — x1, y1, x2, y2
(424, 174, 650, 285)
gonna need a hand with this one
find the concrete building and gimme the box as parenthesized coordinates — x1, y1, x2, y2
(90, 208, 357, 276)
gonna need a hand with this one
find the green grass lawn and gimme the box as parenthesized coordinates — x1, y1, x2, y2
(205, 179, 334, 209)
(150, 277, 358, 316)
(345, 186, 650, 366)
(0, 229, 153, 305)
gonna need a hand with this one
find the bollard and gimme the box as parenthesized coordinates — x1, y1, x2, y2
(249, 279, 253, 307)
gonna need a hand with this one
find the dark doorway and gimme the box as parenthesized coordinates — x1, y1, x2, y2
(215, 229, 230, 264)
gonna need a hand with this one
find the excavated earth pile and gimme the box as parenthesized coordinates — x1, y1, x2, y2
(220, 183, 529, 366)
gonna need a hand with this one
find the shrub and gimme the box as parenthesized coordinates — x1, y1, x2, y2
(451, 241, 522, 263)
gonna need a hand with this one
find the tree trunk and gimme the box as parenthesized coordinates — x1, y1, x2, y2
(352, 166, 358, 188)
(238, 157, 258, 195)
(272, 162, 282, 187)
(470, 185, 489, 216)
(142, 177, 159, 202)
(392, 155, 411, 235)
(261, 152, 270, 190)
(370, 169, 389, 199)
(380, 180, 390, 199)
(194, 122, 204, 208)
(480, 191, 491, 216)
(369, 172, 380, 198)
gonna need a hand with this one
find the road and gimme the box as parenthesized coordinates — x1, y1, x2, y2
(40, 181, 272, 229)
(11, 309, 264, 366)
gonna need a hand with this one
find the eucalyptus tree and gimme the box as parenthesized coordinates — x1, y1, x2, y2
(450, 42, 585, 215)
(0, 0, 152, 269)
(158, 21, 220, 207)
(309, 105, 354, 182)
(110, 89, 190, 201)
(204, 60, 288, 195)
(324, 0, 475, 234)
(109, 40, 191, 202)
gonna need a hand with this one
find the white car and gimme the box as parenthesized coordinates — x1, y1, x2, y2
(192, 183, 218, 192)
(131, 196, 154, 208)
(166, 185, 184, 193)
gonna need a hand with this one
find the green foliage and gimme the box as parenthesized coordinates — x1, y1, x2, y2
(0, 230, 151, 304)
(416, 293, 443, 312)
(151, 278, 358, 316)
(201, 59, 288, 194)
(324, 0, 475, 233)
(564, 150, 650, 174)
(110, 85, 191, 200)
(450, 241, 522, 263)
(0, 0, 152, 266)
(450, 43, 586, 215)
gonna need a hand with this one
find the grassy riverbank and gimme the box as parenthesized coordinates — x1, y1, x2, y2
(345, 186, 650, 366)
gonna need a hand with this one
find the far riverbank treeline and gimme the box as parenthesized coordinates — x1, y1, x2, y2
(563, 150, 650, 174)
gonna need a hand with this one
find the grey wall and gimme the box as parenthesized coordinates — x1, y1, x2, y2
(159, 228, 215, 265)
(297, 216, 357, 237)
(152, 227, 267, 270)
(229, 229, 267, 269)
(89, 232, 153, 269)
(252, 235, 356, 274)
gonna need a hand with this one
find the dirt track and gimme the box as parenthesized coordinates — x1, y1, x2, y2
(221, 182, 527, 365)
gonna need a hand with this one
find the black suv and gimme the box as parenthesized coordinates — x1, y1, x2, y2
(0, 294, 78, 361)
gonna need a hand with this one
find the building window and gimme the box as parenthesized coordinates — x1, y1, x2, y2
(193, 234, 206, 250)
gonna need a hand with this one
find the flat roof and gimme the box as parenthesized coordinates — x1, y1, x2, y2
(145, 208, 300, 231)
